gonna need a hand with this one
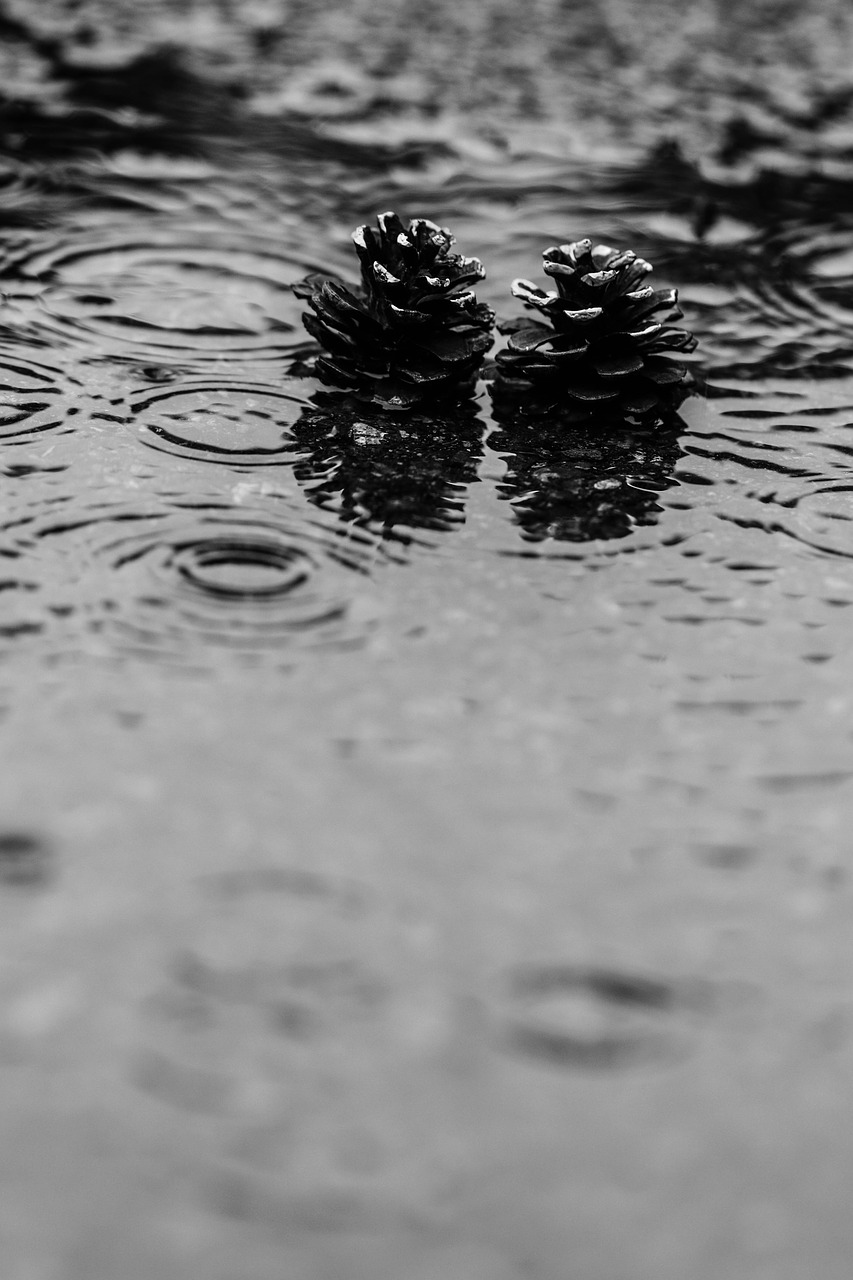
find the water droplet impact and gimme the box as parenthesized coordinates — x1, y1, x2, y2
(133, 382, 312, 466)
(11, 232, 325, 371)
(2, 494, 384, 668)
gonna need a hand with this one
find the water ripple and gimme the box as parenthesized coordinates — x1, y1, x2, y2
(7, 228, 324, 370)
(0, 495, 383, 668)
(641, 392, 853, 612)
(5, 77, 853, 679)
(0, 339, 86, 443)
(132, 381, 313, 467)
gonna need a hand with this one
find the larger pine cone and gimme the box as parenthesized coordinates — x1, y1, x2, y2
(494, 239, 696, 422)
(293, 212, 494, 411)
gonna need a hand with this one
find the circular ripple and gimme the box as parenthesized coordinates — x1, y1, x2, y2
(0, 342, 84, 442)
(763, 484, 853, 560)
(132, 381, 313, 466)
(9, 499, 384, 667)
(14, 230, 324, 369)
(175, 537, 310, 598)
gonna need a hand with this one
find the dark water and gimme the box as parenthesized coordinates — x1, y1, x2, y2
(5, 52, 853, 1280)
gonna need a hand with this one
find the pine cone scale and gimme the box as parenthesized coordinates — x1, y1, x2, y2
(398, 365, 450, 385)
(416, 330, 493, 362)
(643, 358, 686, 385)
(591, 346, 646, 378)
(386, 304, 432, 328)
(527, 346, 588, 369)
(302, 312, 361, 356)
(309, 296, 375, 341)
(565, 382, 621, 402)
(556, 307, 604, 326)
(316, 356, 361, 386)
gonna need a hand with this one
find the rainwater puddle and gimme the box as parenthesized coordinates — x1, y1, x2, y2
(5, 50, 853, 1278)
(2, 67, 853, 878)
(2, 69, 853, 844)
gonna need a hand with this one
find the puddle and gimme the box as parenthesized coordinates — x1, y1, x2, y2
(4, 32, 853, 1280)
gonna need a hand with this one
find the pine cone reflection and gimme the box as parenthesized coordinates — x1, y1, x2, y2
(492, 414, 685, 543)
(290, 395, 484, 542)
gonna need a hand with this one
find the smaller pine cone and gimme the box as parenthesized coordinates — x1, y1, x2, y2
(494, 239, 696, 422)
(293, 211, 494, 411)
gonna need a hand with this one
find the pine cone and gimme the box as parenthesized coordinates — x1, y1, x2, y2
(494, 239, 696, 422)
(293, 212, 495, 411)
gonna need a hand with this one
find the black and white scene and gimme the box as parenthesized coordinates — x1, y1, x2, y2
(1, 1, 853, 1276)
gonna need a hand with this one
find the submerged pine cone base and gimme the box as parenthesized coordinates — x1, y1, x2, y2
(294, 212, 494, 411)
(494, 239, 696, 423)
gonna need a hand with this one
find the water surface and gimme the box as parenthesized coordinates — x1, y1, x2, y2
(3, 56, 853, 1280)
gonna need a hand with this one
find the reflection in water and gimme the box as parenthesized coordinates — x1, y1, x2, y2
(491, 408, 685, 543)
(2, 42, 853, 647)
(290, 394, 485, 543)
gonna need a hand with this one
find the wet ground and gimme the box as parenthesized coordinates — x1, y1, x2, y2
(4, 33, 853, 1280)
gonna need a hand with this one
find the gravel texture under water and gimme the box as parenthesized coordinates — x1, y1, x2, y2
(4, 42, 853, 1280)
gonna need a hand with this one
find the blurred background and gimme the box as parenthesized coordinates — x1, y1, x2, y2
(4, 0, 853, 155)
